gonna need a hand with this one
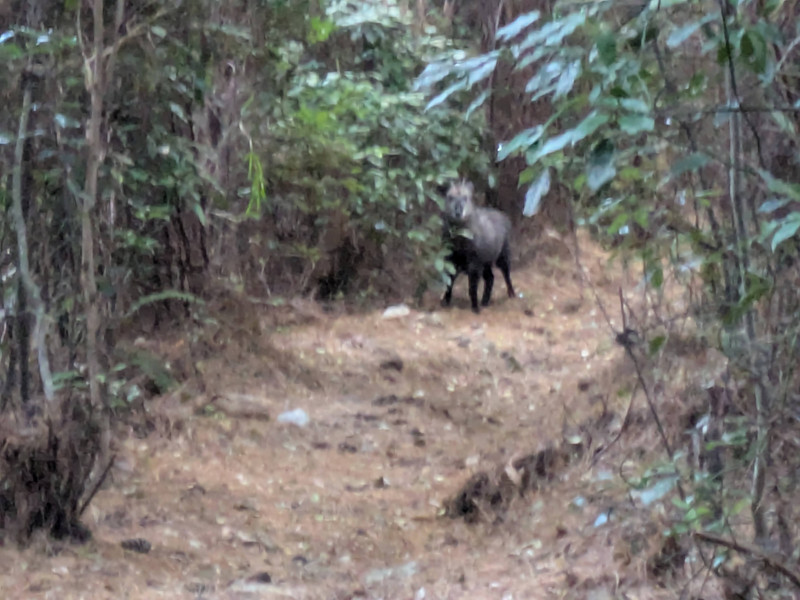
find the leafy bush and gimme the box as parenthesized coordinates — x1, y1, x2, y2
(244, 0, 494, 299)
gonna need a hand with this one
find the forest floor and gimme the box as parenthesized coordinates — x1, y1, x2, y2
(0, 231, 729, 599)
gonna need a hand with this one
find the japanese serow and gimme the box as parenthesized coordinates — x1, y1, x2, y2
(440, 180, 515, 314)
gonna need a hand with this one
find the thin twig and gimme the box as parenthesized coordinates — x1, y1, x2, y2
(693, 531, 800, 589)
(715, 0, 766, 171)
(775, 34, 800, 75)
(590, 379, 639, 467)
(486, 0, 506, 153)
(618, 289, 687, 501)
(78, 453, 116, 516)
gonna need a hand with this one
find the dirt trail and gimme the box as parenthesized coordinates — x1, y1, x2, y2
(0, 234, 678, 600)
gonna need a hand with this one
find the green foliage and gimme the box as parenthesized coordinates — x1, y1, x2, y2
(0, 0, 497, 416)
(244, 0, 492, 293)
(413, 0, 800, 560)
(413, 0, 800, 289)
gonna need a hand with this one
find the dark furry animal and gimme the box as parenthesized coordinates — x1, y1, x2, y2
(440, 180, 515, 314)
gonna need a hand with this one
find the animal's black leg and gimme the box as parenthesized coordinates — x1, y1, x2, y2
(467, 264, 481, 314)
(481, 264, 494, 306)
(441, 270, 458, 307)
(497, 244, 516, 298)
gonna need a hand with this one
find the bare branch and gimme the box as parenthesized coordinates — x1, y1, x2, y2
(694, 531, 800, 589)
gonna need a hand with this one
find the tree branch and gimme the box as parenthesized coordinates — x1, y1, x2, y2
(694, 531, 800, 589)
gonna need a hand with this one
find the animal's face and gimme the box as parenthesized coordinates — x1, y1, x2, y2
(445, 180, 474, 221)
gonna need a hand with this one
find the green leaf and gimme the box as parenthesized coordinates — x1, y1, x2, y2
(729, 497, 750, 517)
(687, 72, 707, 96)
(619, 98, 650, 113)
(169, 102, 188, 123)
(572, 111, 609, 142)
(671, 497, 691, 511)
(193, 202, 207, 227)
(619, 167, 643, 181)
(722, 274, 773, 324)
(650, 267, 664, 289)
(129, 169, 149, 182)
(544, 11, 586, 45)
(527, 112, 608, 164)
(596, 32, 617, 65)
(526, 60, 563, 93)
(54, 113, 81, 129)
(758, 198, 789, 213)
(756, 168, 800, 202)
(126, 290, 204, 318)
(414, 61, 454, 91)
(499, 125, 545, 161)
(523, 169, 551, 217)
(649, 335, 666, 355)
(607, 213, 628, 235)
(151, 25, 167, 38)
(588, 162, 616, 193)
(666, 14, 718, 49)
(465, 90, 491, 119)
(467, 56, 498, 87)
(516, 12, 585, 54)
(586, 138, 616, 192)
(610, 86, 629, 99)
(308, 16, 336, 43)
(425, 79, 468, 111)
(619, 115, 655, 135)
(740, 30, 754, 58)
(740, 29, 767, 74)
(554, 60, 581, 99)
(673, 523, 689, 535)
(772, 217, 800, 251)
(633, 206, 649, 227)
(771, 111, 796, 135)
(0, 41, 24, 60)
(518, 167, 537, 185)
(496, 11, 541, 41)
(671, 152, 710, 177)
(530, 130, 573, 162)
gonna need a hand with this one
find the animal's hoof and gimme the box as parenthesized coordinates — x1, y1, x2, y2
(481, 300, 491, 307)
(471, 306, 481, 314)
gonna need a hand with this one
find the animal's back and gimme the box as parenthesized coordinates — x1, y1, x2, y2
(469, 206, 511, 263)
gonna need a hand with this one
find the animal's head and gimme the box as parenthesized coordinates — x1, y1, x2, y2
(445, 180, 475, 221)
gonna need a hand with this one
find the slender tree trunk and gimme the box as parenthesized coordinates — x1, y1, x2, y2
(724, 50, 770, 548)
(11, 71, 55, 412)
(82, 0, 108, 461)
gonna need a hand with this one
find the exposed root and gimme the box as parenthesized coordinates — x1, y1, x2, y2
(444, 441, 585, 524)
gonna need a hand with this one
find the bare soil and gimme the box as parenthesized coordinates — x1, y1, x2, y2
(0, 232, 725, 599)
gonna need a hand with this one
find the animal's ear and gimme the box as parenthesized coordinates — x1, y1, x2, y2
(464, 180, 474, 194)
